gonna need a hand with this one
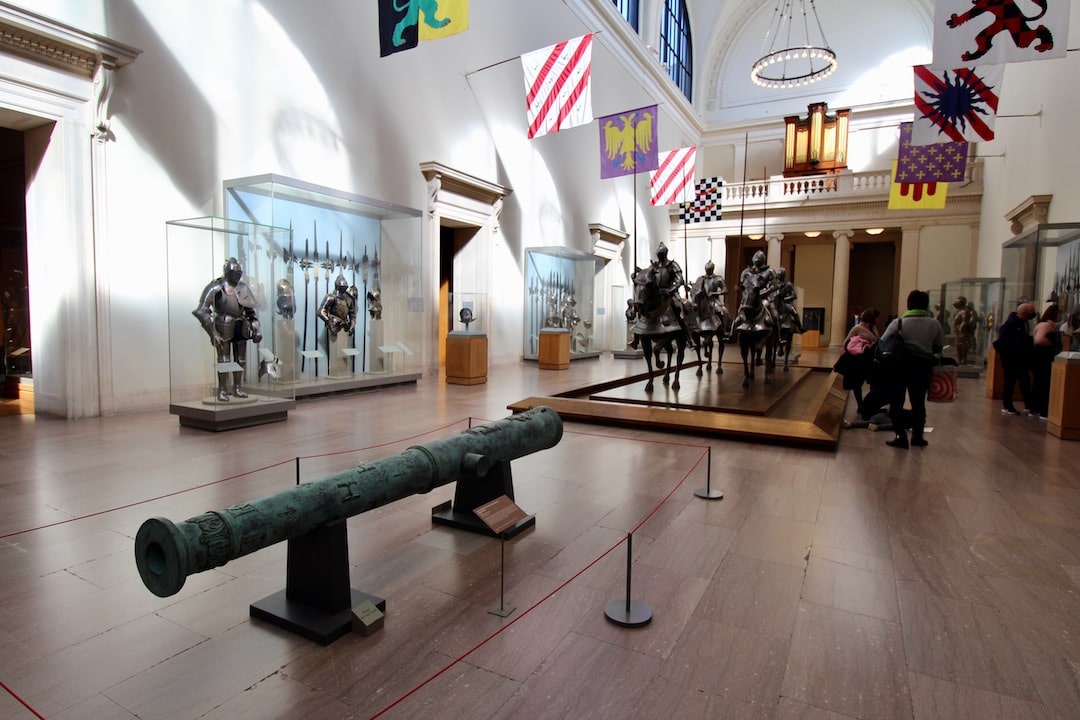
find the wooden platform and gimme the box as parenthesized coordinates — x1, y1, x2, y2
(508, 360, 846, 448)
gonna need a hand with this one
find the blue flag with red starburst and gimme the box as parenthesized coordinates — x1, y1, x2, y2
(911, 64, 1003, 146)
(898, 122, 967, 183)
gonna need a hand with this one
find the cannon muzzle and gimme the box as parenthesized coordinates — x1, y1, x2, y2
(135, 406, 562, 597)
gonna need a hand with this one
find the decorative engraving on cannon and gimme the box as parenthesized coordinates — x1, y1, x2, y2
(134, 406, 563, 644)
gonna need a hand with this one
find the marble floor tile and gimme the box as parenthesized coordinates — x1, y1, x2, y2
(781, 601, 911, 720)
(908, 671, 1045, 720)
(692, 552, 803, 639)
(896, 582, 1038, 702)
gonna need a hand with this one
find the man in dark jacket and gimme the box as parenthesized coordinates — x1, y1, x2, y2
(995, 302, 1036, 416)
(879, 290, 945, 449)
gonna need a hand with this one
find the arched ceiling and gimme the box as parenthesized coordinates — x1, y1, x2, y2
(693, 0, 933, 128)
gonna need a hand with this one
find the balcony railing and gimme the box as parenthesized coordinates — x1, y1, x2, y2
(722, 162, 982, 207)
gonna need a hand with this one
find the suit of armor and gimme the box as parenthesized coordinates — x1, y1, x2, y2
(318, 276, 358, 339)
(735, 250, 778, 331)
(772, 268, 804, 332)
(952, 296, 979, 365)
(692, 260, 731, 334)
(193, 258, 262, 402)
(651, 242, 690, 335)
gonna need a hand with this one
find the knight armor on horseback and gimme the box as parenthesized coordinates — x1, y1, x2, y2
(772, 267, 804, 333)
(645, 242, 691, 337)
(734, 250, 778, 332)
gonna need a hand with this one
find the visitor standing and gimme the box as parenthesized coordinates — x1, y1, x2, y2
(879, 290, 945, 449)
(994, 302, 1037, 416)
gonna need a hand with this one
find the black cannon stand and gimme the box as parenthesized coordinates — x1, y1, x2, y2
(250, 520, 384, 645)
(431, 459, 535, 538)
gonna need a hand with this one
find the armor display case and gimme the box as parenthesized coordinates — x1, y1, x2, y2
(523, 247, 599, 360)
(938, 277, 1004, 373)
(224, 174, 425, 394)
(1001, 223, 1080, 328)
(166, 216, 296, 430)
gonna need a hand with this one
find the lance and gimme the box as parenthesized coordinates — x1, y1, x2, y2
(349, 236, 358, 373)
(323, 238, 334, 363)
(312, 227, 320, 377)
(324, 239, 334, 296)
(299, 237, 311, 372)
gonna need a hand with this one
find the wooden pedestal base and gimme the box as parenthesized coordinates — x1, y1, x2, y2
(538, 329, 570, 370)
(1048, 353, 1080, 440)
(446, 332, 488, 385)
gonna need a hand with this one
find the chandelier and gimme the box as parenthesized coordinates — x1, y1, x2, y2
(751, 0, 837, 90)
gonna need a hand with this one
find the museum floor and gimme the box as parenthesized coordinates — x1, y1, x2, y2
(1, 352, 1078, 720)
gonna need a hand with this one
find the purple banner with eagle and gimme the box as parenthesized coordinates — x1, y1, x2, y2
(598, 105, 658, 179)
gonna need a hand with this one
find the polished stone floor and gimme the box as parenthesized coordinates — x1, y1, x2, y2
(1, 353, 1078, 719)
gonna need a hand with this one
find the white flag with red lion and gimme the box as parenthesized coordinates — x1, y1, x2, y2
(932, 0, 1070, 66)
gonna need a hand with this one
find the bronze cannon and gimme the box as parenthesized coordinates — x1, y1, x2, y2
(135, 406, 563, 599)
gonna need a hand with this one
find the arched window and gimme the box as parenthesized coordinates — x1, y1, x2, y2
(660, 0, 692, 101)
(611, 0, 640, 31)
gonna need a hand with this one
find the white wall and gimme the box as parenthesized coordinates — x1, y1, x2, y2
(7, 0, 1080, 413)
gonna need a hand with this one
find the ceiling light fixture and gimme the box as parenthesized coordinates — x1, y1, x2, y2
(804, 230, 821, 238)
(751, 0, 837, 90)
(865, 227, 885, 235)
(747, 233, 764, 241)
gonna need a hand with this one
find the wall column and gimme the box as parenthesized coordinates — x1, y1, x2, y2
(830, 229, 854, 345)
(766, 233, 783, 271)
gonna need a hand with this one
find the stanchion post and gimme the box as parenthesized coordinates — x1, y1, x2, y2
(694, 446, 723, 500)
(488, 533, 516, 617)
(603, 532, 652, 627)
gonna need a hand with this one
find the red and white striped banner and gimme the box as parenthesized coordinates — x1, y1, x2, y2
(522, 34, 593, 139)
(649, 147, 697, 206)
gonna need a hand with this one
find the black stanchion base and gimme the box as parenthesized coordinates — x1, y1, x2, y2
(604, 599, 652, 627)
(694, 488, 724, 500)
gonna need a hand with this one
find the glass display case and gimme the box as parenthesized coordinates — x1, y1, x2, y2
(938, 277, 1004, 372)
(224, 174, 425, 392)
(523, 247, 599, 360)
(448, 292, 486, 335)
(166, 216, 296, 430)
(1001, 223, 1080, 325)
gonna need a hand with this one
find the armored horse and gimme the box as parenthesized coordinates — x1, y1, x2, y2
(630, 265, 690, 392)
(734, 281, 779, 388)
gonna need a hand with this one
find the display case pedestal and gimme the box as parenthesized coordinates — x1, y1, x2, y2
(1048, 353, 1080, 440)
(446, 332, 487, 385)
(538, 329, 570, 370)
(275, 320, 300, 383)
(325, 333, 352, 378)
(368, 319, 385, 372)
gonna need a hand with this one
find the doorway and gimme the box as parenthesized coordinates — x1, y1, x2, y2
(848, 241, 897, 322)
(0, 126, 30, 409)
(438, 223, 482, 365)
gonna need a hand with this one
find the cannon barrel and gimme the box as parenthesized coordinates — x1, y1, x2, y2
(135, 406, 562, 597)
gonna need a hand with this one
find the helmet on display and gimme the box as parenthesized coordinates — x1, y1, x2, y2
(276, 279, 295, 318)
(777, 267, 787, 280)
(656, 242, 668, 260)
(223, 257, 243, 284)
(704, 260, 715, 274)
(335, 274, 349, 292)
(751, 250, 766, 269)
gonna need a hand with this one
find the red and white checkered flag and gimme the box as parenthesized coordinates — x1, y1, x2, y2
(649, 147, 696, 206)
(522, 34, 593, 139)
